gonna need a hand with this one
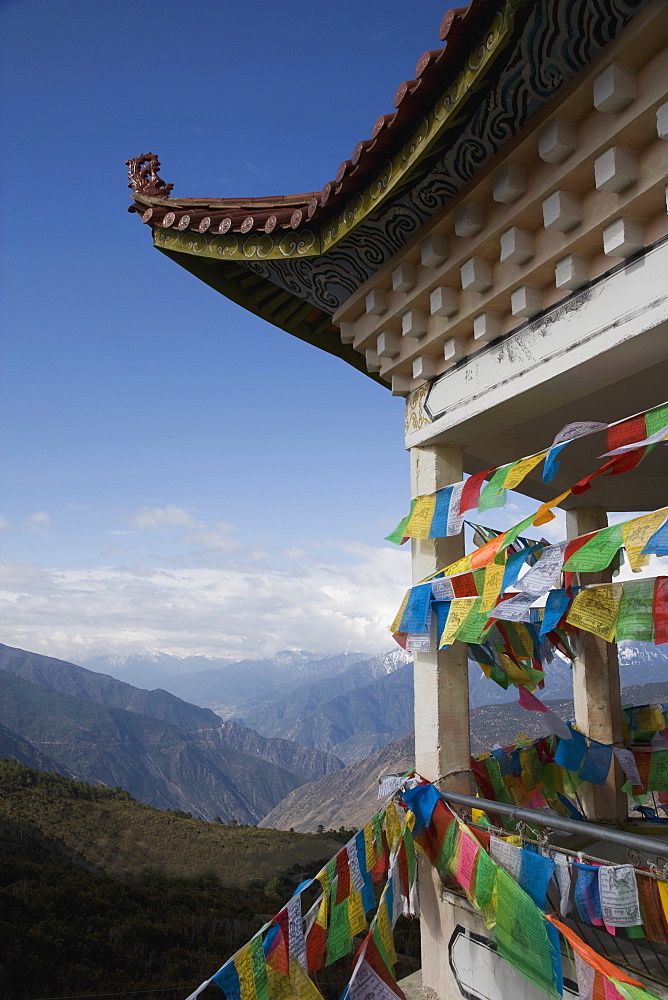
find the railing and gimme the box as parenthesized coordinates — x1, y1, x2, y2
(439, 790, 668, 990)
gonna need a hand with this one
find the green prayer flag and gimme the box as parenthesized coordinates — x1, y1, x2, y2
(493, 869, 561, 1000)
(456, 599, 492, 642)
(325, 899, 351, 965)
(647, 749, 668, 792)
(473, 848, 496, 910)
(385, 500, 416, 545)
(612, 980, 665, 1000)
(250, 935, 270, 1000)
(645, 404, 668, 437)
(435, 815, 458, 873)
(478, 466, 513, 512)
(564, 523, 624, 572)
(615, 579, 655, 642)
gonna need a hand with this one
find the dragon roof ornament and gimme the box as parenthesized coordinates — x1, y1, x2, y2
(127, 152, 174, 199)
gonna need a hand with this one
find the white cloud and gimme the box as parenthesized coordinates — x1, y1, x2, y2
(131, 505, 202, 531)
(183, 521, 241, 552)
(0, 544, 411, 663)
(25, 512, 51, 535)
(283, 547, 307, 560)
(0, 515, 10, 532)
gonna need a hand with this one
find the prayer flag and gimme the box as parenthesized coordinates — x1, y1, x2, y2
(567, 585, 622, 642)
(598, 866, 641, 928)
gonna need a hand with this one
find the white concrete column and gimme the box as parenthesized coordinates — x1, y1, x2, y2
(410, 445, 471, 1000)
(410, 445, 470, 788)
(566, 505, 626, 823)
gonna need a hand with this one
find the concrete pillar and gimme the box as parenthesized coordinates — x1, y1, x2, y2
(410, 445, 470, 788)
(566, 505, 626, 823)
(410, 445, 470, 998)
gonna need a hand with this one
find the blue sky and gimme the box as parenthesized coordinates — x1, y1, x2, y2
(1, 0, 573, 664)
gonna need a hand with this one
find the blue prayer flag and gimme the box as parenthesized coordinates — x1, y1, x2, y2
(429, 486, 453, 539)
(399, 583, 432, 633)
(543, 442, 568, 483)
(517, 848, 555, 909)
(402, 783, 441, 833)
(643, 520, 668, 556)
(212, 963, 241, 1000)
(554, 727, 587, 771)
(578, 743, 612, 785)
(540, 589, 572, 637)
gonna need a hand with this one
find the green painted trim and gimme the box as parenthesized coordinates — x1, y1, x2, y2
(152, 0, 522, 263)
(156, 246, 388, 388)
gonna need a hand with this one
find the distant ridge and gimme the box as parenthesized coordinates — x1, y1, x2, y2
(0, 644, 344, 822)
(261, 679, 668, 832)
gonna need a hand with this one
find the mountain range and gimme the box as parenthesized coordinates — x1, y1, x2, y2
(84, 643, 668, 765)
(0, 644, 344, 823)
(2, 640, 667, 829)
(261, 680, 668, 833)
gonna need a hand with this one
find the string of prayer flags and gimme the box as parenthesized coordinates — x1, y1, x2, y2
(202, 779, 668, 1000)
(386, 402, 668, 545)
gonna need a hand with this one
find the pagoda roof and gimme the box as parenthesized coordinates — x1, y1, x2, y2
(127, 0, 652, 385)
(127, 2, 490, 239)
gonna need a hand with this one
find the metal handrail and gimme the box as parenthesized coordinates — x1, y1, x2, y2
(441, 789, 668, 855)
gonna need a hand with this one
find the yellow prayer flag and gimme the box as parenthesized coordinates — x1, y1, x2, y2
(623, 508, 668, 571)
(481, 562, 505, 613)
(390, 590, 410, 635)
(533, 490, 571, 526)
(363, 822, 375, 871)
(443, 554, 474, 576)
(384, 800, 402, 854)
(376, 894, 397, 967)
(315, 892, 328, 930)
(504, 451, 548, 489)
(499, 653, 533, 686)
(347, 890, 367, 937)
(404, 494, 437, 540)
(267, 962, 325, 1000)
(439, 597, 478, 647)
(566, 584, 622, 642)
(236, 945, 258, 1000)
(657, 880, 668, 923)
(634, 705, 666, 732)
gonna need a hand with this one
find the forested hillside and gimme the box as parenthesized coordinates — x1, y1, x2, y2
(0, 759, 345, 1000)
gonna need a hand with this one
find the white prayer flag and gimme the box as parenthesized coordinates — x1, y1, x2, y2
(613, 748, 641, 786)
(598, 865, 641, 927)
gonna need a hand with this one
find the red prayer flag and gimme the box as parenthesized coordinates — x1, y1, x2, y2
(459, 468, 495, 515)
(518, 686, 548, 712)
(452, 573, 479, 597)
(335, 848, 351, 904)
(306, 920, 327, 974)
(607, 414, 646, 451)
(398, 842, 410, 901)
(266, 914, 290, 975)
(631, 748, 651, 793)
(414, 798, 454, 864)
(653, 577, 668, 645)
